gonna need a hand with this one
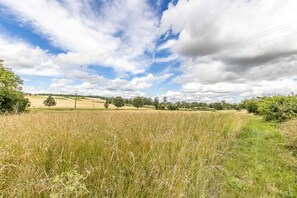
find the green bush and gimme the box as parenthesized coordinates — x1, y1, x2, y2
(257, 96, 297, 122)
(243, 99, 259, 114)
(244, 95, 297, 122)
(0, 60, 30, 113)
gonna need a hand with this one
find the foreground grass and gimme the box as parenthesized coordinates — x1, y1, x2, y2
(218, 117, 297, 197)
(0, 111, 247, 197)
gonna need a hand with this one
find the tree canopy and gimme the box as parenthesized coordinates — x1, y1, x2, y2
(113, 96, 125, 109)
(0, 60, 29, 113)
(132, 96, 144, 109)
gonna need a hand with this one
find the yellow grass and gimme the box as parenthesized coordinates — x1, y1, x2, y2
(282, 119, 297, 148)
(0, 111, 248, 197)
(26, 95, 143, 110)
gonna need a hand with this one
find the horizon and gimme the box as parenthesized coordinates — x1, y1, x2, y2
(1, 0, 297, 103)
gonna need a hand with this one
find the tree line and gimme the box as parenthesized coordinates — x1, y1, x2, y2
(3, 60, 297, 117)
(101, 96, 239, 111)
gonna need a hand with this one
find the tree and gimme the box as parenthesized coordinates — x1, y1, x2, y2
(43, 95, 57, 108)
(132, 96, 144, 109)
(104, 100, 109, 109)
(167, 103, 178, 110)
(212, 102, 223, 110)
(153, 97, 159, 110)
(0, 60, 30, 113)
(113, 96, 125, 109)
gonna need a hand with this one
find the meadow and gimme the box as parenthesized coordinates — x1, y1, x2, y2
(1, 110, 296, 197)
(0, 111, 247, 197)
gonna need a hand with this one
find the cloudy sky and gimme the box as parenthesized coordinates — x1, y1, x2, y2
(0, 0, 297, 102)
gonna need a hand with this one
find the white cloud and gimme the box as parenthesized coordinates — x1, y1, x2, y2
(160, 0, 297, 101)
(0, 0, 159, 74)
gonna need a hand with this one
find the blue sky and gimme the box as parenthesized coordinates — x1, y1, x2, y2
(1, 0, 297, 102)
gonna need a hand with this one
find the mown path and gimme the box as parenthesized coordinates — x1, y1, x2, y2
(218, 116, 297, 197)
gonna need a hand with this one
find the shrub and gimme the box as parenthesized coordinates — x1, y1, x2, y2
(43, 95, 57, 108)
(243, 98, 259, 114)
(257, 95, 297, 122)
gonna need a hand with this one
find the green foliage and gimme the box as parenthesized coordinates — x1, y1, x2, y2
(244, 95, 297, 122)
(104, 100, 109, 109)
(0, 60, 30, 113)
(211, 102, 224, 110)
(43, 95, 57, 107)
(132, 96, 144, 109)
(153, 97, 159, 109)
(112, 96, 125, 109)
(167, 103, 179, 110)
(243, 98, 259, 114)
(257, 95, 297, 122)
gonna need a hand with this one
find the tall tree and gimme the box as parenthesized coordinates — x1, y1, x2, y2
(132, 96, 144, 109)
(113, 96, 125, 109)
(104, 100, 109, 109)
(0, 60, 30, 113)
(153, 97, 159, 110)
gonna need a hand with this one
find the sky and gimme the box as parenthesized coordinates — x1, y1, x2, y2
(0, 0, 297, 102)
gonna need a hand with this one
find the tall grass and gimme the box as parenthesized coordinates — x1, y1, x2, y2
(283, 119, 297, 149)
(0, 111, 247, 197)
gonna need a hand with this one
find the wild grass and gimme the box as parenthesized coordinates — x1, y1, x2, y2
(283, 119, 297, 150)
(0, 111, 247, 197)
(218, 117, 297, 197)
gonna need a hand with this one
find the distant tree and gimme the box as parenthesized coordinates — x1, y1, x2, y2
(212, 102, 223, 110)
(113, 96, 125, 109)
(43, 95, 56, 108)
(132, 96, 144, 109)
(0, 60, 30, 113)
(143, 97, 153, 105)
(153, 97, 159, 110)
(104, 100, 109, 109)
(167, 103, 178, 111)
(163, 96, 167, 103)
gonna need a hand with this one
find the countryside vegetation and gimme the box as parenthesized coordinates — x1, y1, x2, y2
(1, 62, 297, 197)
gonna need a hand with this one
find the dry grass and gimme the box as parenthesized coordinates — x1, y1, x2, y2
(0, 111, 247, 197)
(26, 95, 143, 110)
(283, 119, 297, 149)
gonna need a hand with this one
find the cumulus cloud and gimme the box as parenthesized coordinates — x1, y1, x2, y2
(37, 73, 172, 97)
(0, 0, 158, 74)
(160, 0, 297, 101)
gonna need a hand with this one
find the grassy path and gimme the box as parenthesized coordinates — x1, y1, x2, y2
(218, 116, 297, 197)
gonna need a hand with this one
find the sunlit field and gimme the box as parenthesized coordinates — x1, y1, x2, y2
(0, 111, 247, 197)
(26, 95, 150, 110)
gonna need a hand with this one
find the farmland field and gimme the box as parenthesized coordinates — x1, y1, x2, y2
(26, 95, 151, 110)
